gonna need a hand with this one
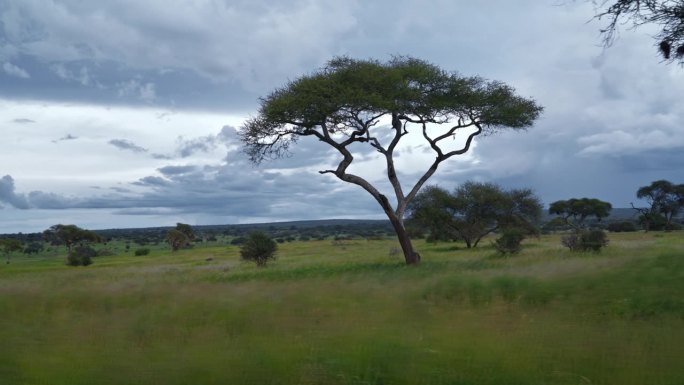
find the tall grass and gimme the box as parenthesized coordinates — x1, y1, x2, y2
(1, 233, 683, 384)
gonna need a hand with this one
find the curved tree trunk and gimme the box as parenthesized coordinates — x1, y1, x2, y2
(385, 212, 420, 265)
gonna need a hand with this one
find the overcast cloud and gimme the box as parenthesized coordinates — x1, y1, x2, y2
(1, 0, 683, 233)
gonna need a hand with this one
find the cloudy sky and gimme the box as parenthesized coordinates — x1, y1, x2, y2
(1, 0, 683, 233)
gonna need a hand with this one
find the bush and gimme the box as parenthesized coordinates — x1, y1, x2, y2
(134, 248, 150, 256)
(607, 221, 637, 232)
(66, 246, 96, 266)
(579, 229, 609, 252)
(493, 228, 526, 255)
(240, 232, 277, 267)
(562, 230, 609, 252)
(96, 249, 115, 257)
(230, 237, 246, 245)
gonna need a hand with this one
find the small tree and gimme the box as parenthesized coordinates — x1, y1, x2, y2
(549, 198, 612, 252)
(241, 56, 542, 265)
(166, 229, 190, 252)
(548, 198, 612, 229)
(43, 224, 101, 265)
(0, 238, 23, 264)
(632, 180, 684, 231)
(408, 182, 542, 248)
(43, 224, 102, 255)
(240, 232, 277, 267)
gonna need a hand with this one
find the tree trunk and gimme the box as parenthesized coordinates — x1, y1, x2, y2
(386, 214, 421, 265)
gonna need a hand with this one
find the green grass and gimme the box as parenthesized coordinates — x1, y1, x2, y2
(1, 232, 683, 384)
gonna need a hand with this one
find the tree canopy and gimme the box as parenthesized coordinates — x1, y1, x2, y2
(408, 182, 543, 248)
(43, 224, 101, 254)
(633, 179, 684, 230)
(0, 238, 23, 264)
(549, 198, 613, 228)
(241, 56, 542, 264)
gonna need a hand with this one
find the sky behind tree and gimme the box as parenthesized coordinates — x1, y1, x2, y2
(1, 0, 683, 233)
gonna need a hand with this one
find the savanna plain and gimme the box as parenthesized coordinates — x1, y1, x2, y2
(1, 232, 683, 385)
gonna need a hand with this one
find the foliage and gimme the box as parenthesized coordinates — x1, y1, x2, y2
(240, 232, 277, 267)
(66, 245, 95, 266)
(561, 229, 609, 252)
(579, 229, 610, 252)
(632, 179, 684, 231)
(166, 229, 190, 252)
(0, 238, 23, 264)
(408, 182, 542, 248)
(592, 0, 684, 63)
(42, 224, 101, 265)
(43, 224, 102, 253)
(607, 221, 638, 232)
(493, 228, 526, 255)
(174, 223, 195, 241)
(241, 56, 542, 264)
(165, 223, 196, 252)
(134, 248, 150, 256)
(22, 241, 44, 255)
(549, 198, 612, 229)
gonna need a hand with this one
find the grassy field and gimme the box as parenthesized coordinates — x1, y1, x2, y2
(1, 232, 683, 384)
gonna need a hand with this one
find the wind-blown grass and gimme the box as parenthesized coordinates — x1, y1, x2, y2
(1, 232, 683, 384)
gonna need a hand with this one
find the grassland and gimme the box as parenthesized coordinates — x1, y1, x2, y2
(1, 232, 683, 384)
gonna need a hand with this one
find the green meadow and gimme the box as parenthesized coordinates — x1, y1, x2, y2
(1, 232, 683, 385)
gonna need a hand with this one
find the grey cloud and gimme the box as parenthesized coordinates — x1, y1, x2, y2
(132, 176, 172, 188)
(110, 186, 133, 193)
(0, 175, 30, 209)
(177, 136, 216, 158)
(158, 165, 196, 176)
(12, 118, 34, 124)
(109, 139, 148, 153)
(52, 134, 77, 143)
(2, 61, 30, 78)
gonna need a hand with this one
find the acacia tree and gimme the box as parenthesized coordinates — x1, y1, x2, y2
(592, 0, 684, 62)
(0, 238, 23, 264)
(408, 182, 542, 248)
(43, 224, 101, 255)
(548, 198, 613, 229)
(632, 179, 684, 230)
(241, 56, 542, 265)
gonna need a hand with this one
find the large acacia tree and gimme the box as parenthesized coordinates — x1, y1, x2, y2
(592, 0, 684, 62)
(241, 56, 542, 265)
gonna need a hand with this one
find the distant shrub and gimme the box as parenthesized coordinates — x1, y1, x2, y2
(607, 221, 637, 232)
(299, 236, 310, 242)
(240, 232, 277, 267)
(579, 229, 609, 252)
(561, 230, 608, 252)
(230, 237, 246, 245)
(95, 248, 115, 257)
(66, 246, 96, 266)
(134, 248, 150, 256)
(493, 228, 526, 255)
